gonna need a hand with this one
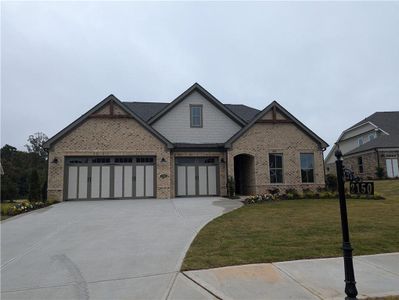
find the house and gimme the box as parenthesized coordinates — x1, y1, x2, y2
(325, 111, 399, 179)
(43, 83, 328, 201)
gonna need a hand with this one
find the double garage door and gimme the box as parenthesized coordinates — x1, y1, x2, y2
(176, 157, 219, 196)
(66, 157, 155, 200)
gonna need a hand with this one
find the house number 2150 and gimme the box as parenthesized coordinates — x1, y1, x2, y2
(349, 181, 374, 195)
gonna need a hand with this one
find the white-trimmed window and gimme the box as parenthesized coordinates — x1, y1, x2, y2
(358, 137, 364, 146)
(269, 153, 283, 183)
(190, 105, 203, 127)
(300, 153, 314, 183)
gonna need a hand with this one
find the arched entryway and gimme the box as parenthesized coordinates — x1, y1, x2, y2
(234, 154, 255, 195)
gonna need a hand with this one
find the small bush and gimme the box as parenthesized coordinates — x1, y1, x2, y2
(285, 188, 300, 199)
(303, 188, 315, 199)
(325, 174, 338, 191)
(244, 193, 278, 205)
(227, 176, 235, 198)
(28, 169, 41, 202)
(375, 167, 385, 179)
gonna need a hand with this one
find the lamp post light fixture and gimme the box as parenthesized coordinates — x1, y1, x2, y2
(335, 149, 358, 300)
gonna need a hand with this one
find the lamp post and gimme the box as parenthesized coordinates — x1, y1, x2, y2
(335, 149, 358, 299)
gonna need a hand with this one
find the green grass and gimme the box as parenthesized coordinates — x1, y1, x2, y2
(182, 180, 399, 271)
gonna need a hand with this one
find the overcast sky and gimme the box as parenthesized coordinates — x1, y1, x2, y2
(2, 1, 399, 155)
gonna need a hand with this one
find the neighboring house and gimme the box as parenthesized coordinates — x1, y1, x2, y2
(325, 111, 399, 179)
(43, 83, 328, 201)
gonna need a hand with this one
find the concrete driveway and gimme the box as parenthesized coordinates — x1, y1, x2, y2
(1, 198, 241, 300)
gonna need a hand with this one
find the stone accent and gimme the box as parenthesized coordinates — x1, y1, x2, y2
(48, 112, 171, 201)
(227, 122, 326, 194)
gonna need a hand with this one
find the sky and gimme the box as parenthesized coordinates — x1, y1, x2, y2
(2, 1, 399, 155)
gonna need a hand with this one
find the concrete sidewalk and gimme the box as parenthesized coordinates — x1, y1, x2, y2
(176, 253, 399, 300)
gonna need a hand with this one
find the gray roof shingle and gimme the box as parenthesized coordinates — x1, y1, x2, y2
(123, 101, 260, 123)
(345, 111, 399, 155)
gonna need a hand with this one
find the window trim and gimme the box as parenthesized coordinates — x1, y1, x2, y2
(300, 153, 315, 183)
(190, 104, 203, 128)
(269, 153, 284, 184)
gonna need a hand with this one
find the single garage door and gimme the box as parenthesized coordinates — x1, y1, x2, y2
(65, 156, 155, 200)
(176, 157, 219, 197)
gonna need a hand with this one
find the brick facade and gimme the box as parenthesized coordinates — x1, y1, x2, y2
(47, 100, 327, 200)
(227, 122, 325, 194)
(47, 115, 171, 202)
(326, 149, 399, 180)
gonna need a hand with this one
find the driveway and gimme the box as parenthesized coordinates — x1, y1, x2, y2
(1, 198, 241, 300)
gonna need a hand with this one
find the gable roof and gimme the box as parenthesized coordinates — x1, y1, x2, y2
(326, 111, 399, 160)
(147, 83, 247, 126)
(225, 101, 329, 149)
(123, 101, 260, 123)
(43, 95, 173, 149)
(348, 111, 399, 132)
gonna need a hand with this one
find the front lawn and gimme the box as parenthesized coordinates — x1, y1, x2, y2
(182, 180, 399, 271)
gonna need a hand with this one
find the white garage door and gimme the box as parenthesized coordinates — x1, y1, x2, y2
(176, 157, 219, 197)
(65, 157, 155, 200)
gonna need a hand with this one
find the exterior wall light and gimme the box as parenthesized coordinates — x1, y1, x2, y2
(161, 158, 166, 163)
(52, 158, 58, 164)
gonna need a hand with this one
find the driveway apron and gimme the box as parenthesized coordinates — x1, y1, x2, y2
(1, 198, 241, 300)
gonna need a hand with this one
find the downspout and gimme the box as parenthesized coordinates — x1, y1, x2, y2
(376, 149, 380, 168)
(225, 149, 229, 195)
(321, 145, 327, 186)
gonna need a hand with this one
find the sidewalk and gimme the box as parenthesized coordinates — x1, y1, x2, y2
(168, 253, 399, 300)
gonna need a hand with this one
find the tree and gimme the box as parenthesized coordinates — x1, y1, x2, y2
(28, 169, 41, 201)
(25, 132, 48, 160)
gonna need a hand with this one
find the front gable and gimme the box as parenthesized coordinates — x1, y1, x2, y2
(226, 101, 328, 149)
(44, 95, 173, 150)
(151, 84, 244, 143)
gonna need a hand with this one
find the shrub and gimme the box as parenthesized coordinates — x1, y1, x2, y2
(325, 174, 338, 191)
(227, 176, 235, 198)
(244, 193, 278, 205)
(375, 167, 385, 179)
(303, 188, 315, 199)
(285, 188, 300, 199)
(28, 169, 41, 202)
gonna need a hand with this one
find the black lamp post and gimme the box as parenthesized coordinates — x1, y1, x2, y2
(335, 149, 358, 299)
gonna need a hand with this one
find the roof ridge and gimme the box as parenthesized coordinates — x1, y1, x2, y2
(123, 101, 169, 104)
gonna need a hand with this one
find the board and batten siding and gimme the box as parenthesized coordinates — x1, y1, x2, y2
(152, 91, 242, 143)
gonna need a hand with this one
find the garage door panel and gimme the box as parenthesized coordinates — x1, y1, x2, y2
(124, 166, 133, 198)
(65, 157, 155, 200)
(198, 166, 207, 195)
(145, 165, 154, 197)
(114, 166, 123, 198)
(101, 166, 110, 198)
(91, 166, 100, 198)
(136, 166, 145, 197)
(78, 166, 88, 199)
(208, 166, 217, 195)
(177, 166, 186, 196)
(67, 166, 78, 199)
(187, 166, 196, 196)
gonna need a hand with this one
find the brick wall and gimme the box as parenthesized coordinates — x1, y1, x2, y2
(227, 122, 326, 194)
(48, 115, 171, 201)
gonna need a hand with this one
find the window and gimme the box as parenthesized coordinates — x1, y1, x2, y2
(358, 156, 363, 173)
(358, 137, 364, 146)
(300, 153, 314, 183)
(115, 157, 133, 163)
(369, 133, 375, 141)
(136, 157, 154, 163)
(269, 153, 283, 183)
(92, 157, 110, 164)
(190, 105, 203, 127)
